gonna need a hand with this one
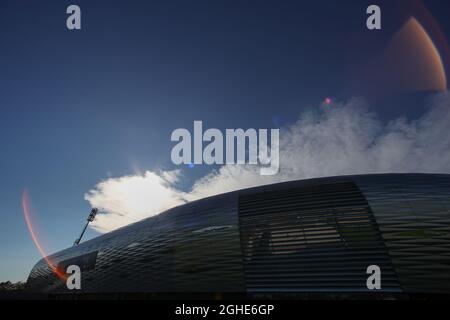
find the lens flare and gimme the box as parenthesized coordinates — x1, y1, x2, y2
(22, 190, 66, 281)
(389, 17, 447, 91)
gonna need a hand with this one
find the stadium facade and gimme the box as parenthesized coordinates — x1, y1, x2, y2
(26, 174, 450, 297)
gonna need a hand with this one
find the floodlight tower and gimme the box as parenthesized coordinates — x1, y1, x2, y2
(73, 208, 98, 246)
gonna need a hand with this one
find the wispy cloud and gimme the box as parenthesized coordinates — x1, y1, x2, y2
(86, 92, 450, 233)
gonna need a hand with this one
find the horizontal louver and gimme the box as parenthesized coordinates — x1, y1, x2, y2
(26, 195, 244, 293)
(238, 181, 400, 293)
(355, 174, 450, 293)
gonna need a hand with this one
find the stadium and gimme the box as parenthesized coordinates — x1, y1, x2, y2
(26, 174, 450, 298)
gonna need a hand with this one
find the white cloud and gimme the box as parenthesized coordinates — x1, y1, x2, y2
(85, 170, 186, 233)
(86, 92, 450, 233)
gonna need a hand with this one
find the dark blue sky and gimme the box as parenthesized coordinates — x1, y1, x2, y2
(0, 0, 449, 281)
